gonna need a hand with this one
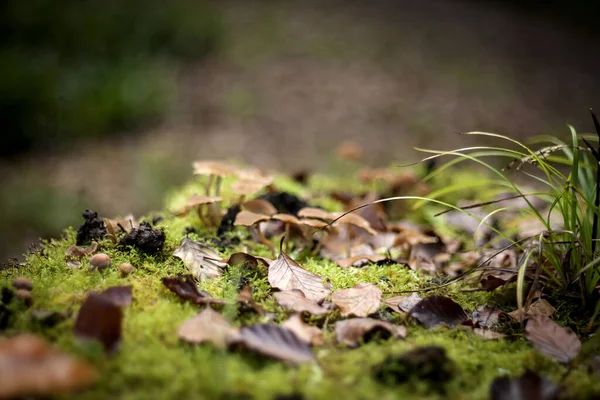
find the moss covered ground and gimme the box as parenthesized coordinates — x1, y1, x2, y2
(1, 168, 599, 400)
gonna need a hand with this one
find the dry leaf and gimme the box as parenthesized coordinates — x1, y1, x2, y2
(236, 324, 314, 363)
(525, 315, 581, 363)
(490, 370, 559, 400)
(335, 318, 407, 347)
(274, 289, 330, 316)
(73, 291, 124, 353)
(335, 254, 386, 269)
(473, 328, 507, 340)
(332, 283, 382, 317)
(173, 238, 227, 280)
(236, 285, 264, 315)
(508, 299, 555, 321)
(178, 308, 239, 348)
(64, 242, 98, 268)
(268, 250, 332, 303)
(0, 334, 96, 398)
(100, 286, 133, 307)
(409, 295, 469, 328)
(385, 293, 423, 314)
(282, 314, 323, 346)
(472, 305, 503, 329)
(225, 252, 270, 269)
(162, 274, 226, 306)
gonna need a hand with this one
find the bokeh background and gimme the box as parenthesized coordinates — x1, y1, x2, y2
(1, 0, 599, 261)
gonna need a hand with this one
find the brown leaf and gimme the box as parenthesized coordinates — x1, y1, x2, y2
(473, 328, 507, 340)
(268, 250, 332, 303)
(490, 370, 559, 400)
(178, 308, 239, 348)
(65, 242, 98, 268)
(162, 274, 226, 306)
(100, 286, 133, 307)
(525, 315, 581, 363)
(281, 314, 323, 346)
(0, 334, 96, 398)
(508, 299, 556, 321)
(236, 285, 264, 315)
(274, 289, 330, 316)
(234, 211, 271, 227)
(335, 254, 386, 269)
(73, 292, 124, 353)
(225, 252, 270, 269)
(481, 275, 515, 291)
(173, 238, 227, 280)
(409, 295, 469, 328)
(385, 293, 423, 313)
(236, 324, 314, 363)
(332, 283, 382, 317)
(335, 318, 407, 347)
(104, 214, 139, 233)
(472, 305, 503, 329)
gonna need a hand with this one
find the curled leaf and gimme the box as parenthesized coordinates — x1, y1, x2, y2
(173, 238, 227, 280)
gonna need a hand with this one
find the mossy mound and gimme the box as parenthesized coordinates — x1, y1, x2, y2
(1, 171, 599, 400)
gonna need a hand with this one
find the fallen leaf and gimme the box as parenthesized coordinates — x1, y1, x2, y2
(268, 250, 332, 302)
(236, 324, 314, 363)
(508, 299, 556, 321)
(173, 238, 227, 280)
(65, 242, 98, 269)
(490, 370, 559, 400)
(225, 252, 271, 269)
(335, 318, 407, 347)
(100, 286, 133, 307)
(472, 305, 503, 329)
(236, 285, 264, 315)
(525, 315, 581, 363)
(0, 334, 96, 398)
(480, 275, 514, 291)
(282, 314, 323, 346)
(73, 292, 124, 353)
(473, 328, 507, 340)
(385, 293, 423, 313)
(104, 213, 139, 233)
(332, 283, 382, 317)
(274, 290, 330, 316)
(335, 254, 386, 269)
(409, 295, 469, 328)
(178, 308, 239, 348)
(162, 274, 226, 306)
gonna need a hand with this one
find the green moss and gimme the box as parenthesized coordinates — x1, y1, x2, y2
(2, 170, 599, 400)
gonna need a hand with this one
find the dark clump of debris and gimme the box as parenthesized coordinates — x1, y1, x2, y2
(76, 209, 107, 245)
(118, 222, 165, 255)
(373, 346, 454, 388)
(258, 192, 308, 215)
(217, 205, 241, 237)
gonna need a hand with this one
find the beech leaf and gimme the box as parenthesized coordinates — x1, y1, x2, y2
(268, 250, 332, 302)
(335, 255, 386, 269)
(274, 289, 330, 316)
(472, 305, 503, 329)
(332, 283, 382, 317)
(173, 238, 227, 280)
(281, 314, 323, 346)
(409, 295, 469, 328)
(236, 324, 314, 363)
(162, 274, 226, 306)
(508, 299, 555, 321)
(525, 315, 581, 363)
(73, 292, 124, 353)
(385, 293, 423, 314)
(178, 308, 239, 348)
(335, 318, 407, 347)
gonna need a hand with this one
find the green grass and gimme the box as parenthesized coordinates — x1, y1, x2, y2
(2, 172, 600, 399)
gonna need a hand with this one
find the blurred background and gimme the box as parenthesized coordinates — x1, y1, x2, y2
(1, 0, 599, 261)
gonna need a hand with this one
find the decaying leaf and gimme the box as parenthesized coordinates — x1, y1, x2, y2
(409, 295, 469, 328)
(99, 286, 133, 307)
(274, 289, 330, 316)
(473, 328, 507, 340)
(225, 252, 271, 269)
(525, 315, 581, 363)
(236, 285, 264, 315)
(385, 293, 423, 314)
(178, 308, 239, 348)
(490, 370, 559, 400)
(282, 314, 323, 346)
(73, 288, 130, 353)
(268, 250, 332, 303)
(472, 305, 503, 329)
(508, 299, 555, 321)
(173, 238, 227, 280)
(162, 274, 226, 306)
(236, 324, 314, 363)
(335, 318, 407, 347)
(332, 283, 382, 317)
(65, 242, 98, 269)
(0, 334, 96, 398)
(335, 254, 386, 269)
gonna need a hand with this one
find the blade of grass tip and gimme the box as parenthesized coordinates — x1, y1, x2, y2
(516, 248, 534, 327)
(434, 193, 539, 217)
(590, 109, 600, 257)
